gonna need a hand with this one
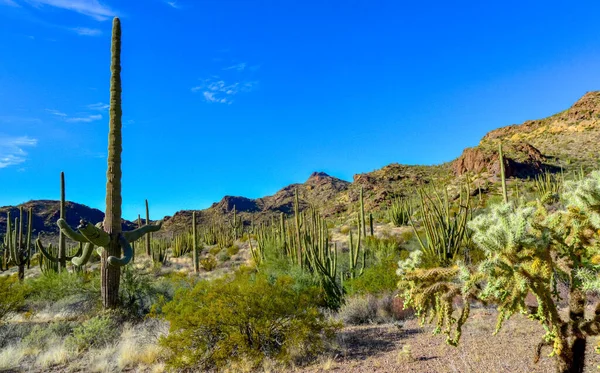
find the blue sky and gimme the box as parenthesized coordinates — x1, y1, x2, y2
(2, 0, 600, 220)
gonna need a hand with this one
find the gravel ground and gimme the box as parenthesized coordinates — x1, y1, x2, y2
(300, 308, 600, 373)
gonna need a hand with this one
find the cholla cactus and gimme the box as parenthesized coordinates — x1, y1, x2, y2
(398, 170, 600, 373)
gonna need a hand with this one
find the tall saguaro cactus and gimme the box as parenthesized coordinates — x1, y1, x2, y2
(145, 199, 151, 257)
(58, 171, 67, 272)
(192, 211, 199, 273)
(499, 142, 508, 203)
(55, 17, 161, 309)
(101, 16, 124, 308)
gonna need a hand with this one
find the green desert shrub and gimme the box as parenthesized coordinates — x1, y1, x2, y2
(65, 315, 119, 352)
(23, 321, 73, 349)
(119, 266, 173, 318)
(158, 268, 340, 371)
(199, 255, 218, 271)
(226, 244, 240, 256)
(209, 246, 221, 256)
(345, 256, 400, 296)
(26, 271, 99, 304)
(0, 275, 27, 324)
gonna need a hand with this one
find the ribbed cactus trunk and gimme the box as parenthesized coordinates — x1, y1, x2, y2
(145, 200, 151, 257)
(360, 186, 366, 238)
(58, 171, 66, 272)
(102, 17, 123, 309)
(499, 142, 508, 203)
(17, 208, 24, 281)
(192, 211, 199, 273)
(25, 207, 32, 270)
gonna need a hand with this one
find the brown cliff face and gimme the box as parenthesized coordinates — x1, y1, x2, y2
(452, 141, 546, 178)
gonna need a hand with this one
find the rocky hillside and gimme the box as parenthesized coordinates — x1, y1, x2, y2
(453, 91, 600, 178)
(3, 91, 599, 238)
(0, 200, 137, 238)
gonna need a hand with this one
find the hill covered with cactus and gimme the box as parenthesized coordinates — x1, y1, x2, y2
(2, 91, 600, 238)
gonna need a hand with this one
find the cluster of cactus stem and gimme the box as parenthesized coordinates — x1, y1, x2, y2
(388, 197, 413, 227)
(2, 207, 33, 280)
(151, 238, 169, 265)
(408, 182, 472, 267)
(248, 186, 379, 308)
(534, 169, 564, 204)
(228, 205, 242, 240)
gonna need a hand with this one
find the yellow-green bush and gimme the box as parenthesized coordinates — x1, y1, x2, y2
(65, 315, 119, 352)
(158, 268, 340, 371)
(0, 275, 27, 323)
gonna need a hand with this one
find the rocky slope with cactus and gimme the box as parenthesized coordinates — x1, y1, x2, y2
(3, 91, 600, 238)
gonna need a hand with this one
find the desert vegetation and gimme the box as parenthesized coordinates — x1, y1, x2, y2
(4, 16, 600, 373)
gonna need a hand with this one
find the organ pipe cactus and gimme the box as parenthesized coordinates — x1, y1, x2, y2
(56, 18, 161, 308)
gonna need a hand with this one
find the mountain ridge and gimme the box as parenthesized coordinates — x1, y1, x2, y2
(2, 91, 599, 237)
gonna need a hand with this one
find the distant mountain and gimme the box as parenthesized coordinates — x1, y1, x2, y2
(3, 91, 599, 237)
(0, 200, 137, 238)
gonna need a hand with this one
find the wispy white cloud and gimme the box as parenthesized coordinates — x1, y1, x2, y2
(0, 135, 38, 168)
(46, 108, 67, 116)
(192, 77, 257, 104)
(70, 26, 101, 36)
(165, 1, 179, 9)
(87, 102, 109, 110)
(223, 62, 246, 71)
(24, 0, 117, 21)
(66, 114, 102, 123)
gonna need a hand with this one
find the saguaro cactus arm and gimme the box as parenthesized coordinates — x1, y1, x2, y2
(37, 238, 84, 263)
(123, 221, 163, 243)
(78, 220, 111, 246)
(107, 234, 133, 267)
(57, 218, 89, 243)
(71, 242, 94, 267)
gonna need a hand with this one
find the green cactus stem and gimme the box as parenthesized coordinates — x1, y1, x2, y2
(7, 207, 33, 280)
(145, 199, 151, 256)
(499, 142, 508, 203)
(57, 218, 87, 242)
(107, 234, 134, 267)
(58, 171, 67, 272)
(78, 220, 111, 246)
(193, 211, 199, 273)
(37, 239, 83, 264)
(360, 186, 366, 238)
(122, 221, 163, 242)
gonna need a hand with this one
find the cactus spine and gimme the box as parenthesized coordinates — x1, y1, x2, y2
(499, 142, 508, 203)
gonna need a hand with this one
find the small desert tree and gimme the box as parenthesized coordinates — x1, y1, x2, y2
(398, 170, 600, 373)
